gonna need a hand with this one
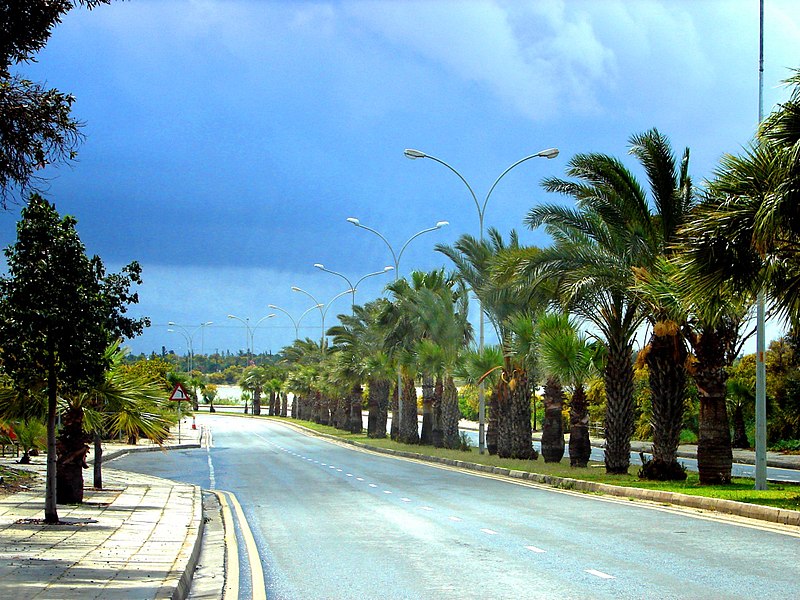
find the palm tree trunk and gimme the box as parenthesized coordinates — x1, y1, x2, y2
(509, 368, 535, 460)
(333, 397, 347, 430)
(643, 325, 688, 480)
(420, 375, 434, 445)
(441, 376, 460, 449)
(569, 385, 591, 468)
(368, 377, 390, 438)
(541, 376, 565, 463)
(280, 392, 288, 417)
(691, 326, 734, 484)
(432, 376, 444, 448)
(604, 337, 636, 474)
(495, 376, 512, 458)
(253, 387, 262, 416)
(93, 432, 103, 490)
(399, 375, 419, 444)
(349, 384, 363, 433)
(732, 403, 749, 448)
(390, 383, 399, 440)
(57, 404, 88, 504)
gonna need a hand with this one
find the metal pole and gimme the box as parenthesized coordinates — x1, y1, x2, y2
(755, 0, 767, 491)
(404, 148, 558, 453)
(346, 218, 448, 438)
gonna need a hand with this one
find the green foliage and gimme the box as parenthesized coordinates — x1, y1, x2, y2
(0, 196, 147, 392)
(458, 384, 480, 421)
(13, 418, 46, 453)
(458, 431, 472, 452)
(769, 439, 800, 453)
(0, 1, 114, 205)
(117, 356, 173, 392)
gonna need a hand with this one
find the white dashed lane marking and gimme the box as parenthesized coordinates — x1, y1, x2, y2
(586, 569, 615, 580)
(481, 528, 498, 535)
(525, 546, 546, 554)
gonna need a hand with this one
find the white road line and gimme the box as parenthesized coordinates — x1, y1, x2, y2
(336, 469, 343, 472)
(401, 498, 411, 502)
(525, 546, 546, 553)
(420, 506, 433, 511)
(383, 490, 392, 494)
(480, 528, 498, 535)
(586, 569, 615, 580)
(346, 474, 353, 477)
(448, 516, 461, 521)
(369, 483, 377, 488)
(356, 477, 364, 481)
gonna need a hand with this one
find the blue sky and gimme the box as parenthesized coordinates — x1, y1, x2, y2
(2, 0, 798, 357)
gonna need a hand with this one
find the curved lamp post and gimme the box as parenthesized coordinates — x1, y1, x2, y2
(167, 321, 213, 373)
(268, 303, 324, 341)
(404, 146, 558, 454)
(291, 286, 354, 352)
(313, 263, 394, 312)
(226, 313, 276, 364)
(345, 216, 449, 435)
(167, 328, 192, 372)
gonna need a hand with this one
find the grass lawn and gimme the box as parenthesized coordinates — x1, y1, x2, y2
(263, 416, 800, 512)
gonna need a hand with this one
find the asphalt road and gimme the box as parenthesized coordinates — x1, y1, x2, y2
(113, 414, 800, 599)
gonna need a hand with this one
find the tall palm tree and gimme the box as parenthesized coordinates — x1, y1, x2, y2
(521, 130, 691, 474)
(382, 270, 464, 445)
(239, 366, 270, 416)
(439, 230, 544, 459)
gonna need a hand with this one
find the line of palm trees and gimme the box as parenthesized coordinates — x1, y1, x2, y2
(276, 71, 800, 485)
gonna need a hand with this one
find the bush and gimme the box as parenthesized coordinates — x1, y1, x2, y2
(458, 385, 480, 421)
(769, 439, 800, 453)
(458, 432, 472, 452)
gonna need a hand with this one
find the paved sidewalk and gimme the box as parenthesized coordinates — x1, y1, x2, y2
(0, 425, 203, 600)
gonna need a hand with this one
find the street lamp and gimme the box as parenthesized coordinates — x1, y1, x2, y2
(226, 313, 276, 364)
(167, 328, 192, 372)
(268, 303, 324, 341)
(346, 216, 449, 436)
(168, 321, 213, 373)
(404, 146, 558, 454)
(313, 263, 394, 312)
(291, 286, 354, 352)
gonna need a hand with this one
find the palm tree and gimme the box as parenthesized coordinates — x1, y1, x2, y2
(521, 131, 692, 474)
(537, 313, 600, 468)
(439, 230, 544, 459)
(239, 366, 270, 416)
(328, 299, 393, 436)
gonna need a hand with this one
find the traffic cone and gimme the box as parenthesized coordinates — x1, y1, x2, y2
(191, 416, 197, 430)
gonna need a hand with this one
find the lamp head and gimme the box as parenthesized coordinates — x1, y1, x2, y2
(226, 314, 235, 319)
(267, 313, 276, 318)
(313, 263, 324, 269)
(404, 148, 427, 159)
(168, 321, 176, 326)
(291, 286, 301, 292)
(268, 304, 277, 309)
(384, 266, 394, 272)
(346, 217, 360, 225)
(315, 303, 324, 308)
(537, 148, 559, 159)
(436, 221, 450, 228)
(167, 329, 175, 333)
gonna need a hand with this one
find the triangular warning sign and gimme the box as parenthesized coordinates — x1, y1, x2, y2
(169, 383, 190, 402)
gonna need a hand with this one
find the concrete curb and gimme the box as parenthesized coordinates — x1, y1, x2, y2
(97, 438, 204, 600)
(275, 419, 800, 528)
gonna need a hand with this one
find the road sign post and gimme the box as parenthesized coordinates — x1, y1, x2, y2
(169, 383, 191, 443)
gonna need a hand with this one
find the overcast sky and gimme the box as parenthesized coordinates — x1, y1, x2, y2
(2, 0, 798, 357)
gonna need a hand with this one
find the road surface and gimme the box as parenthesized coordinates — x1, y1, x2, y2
(113, 414, 800, 599)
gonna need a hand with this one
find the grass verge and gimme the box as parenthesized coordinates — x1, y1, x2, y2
(265, 416, 800, 512)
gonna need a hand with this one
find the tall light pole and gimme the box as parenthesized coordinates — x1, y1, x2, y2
(168, 321, 213, 373)
(346, 217, 449, 435)
(755, 0, 767, 491)
(313, 263, 394, 312)
(167, 328, 192, 372)
(404, 146, 559, 454)
(268, 303, 324, 341)
(226, 313, 276, 365)
(291, 286, 354, 352)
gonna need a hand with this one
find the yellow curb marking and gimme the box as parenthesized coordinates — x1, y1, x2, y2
(220, 489, 267, 600)
(215, 491, 240, 600)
